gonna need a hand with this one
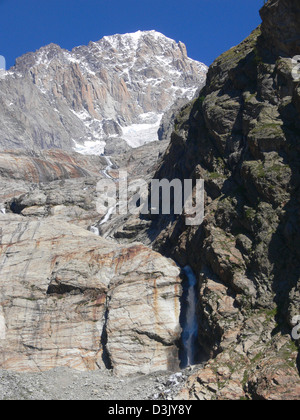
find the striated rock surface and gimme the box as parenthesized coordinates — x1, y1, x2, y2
(0, 215, 181, 375)
(0, 149, 106, 183)
(0, 31, 207, 153)
(149, 0, 300, 399)
(0, 130, 184, 377)
(1, 140, 169, 233)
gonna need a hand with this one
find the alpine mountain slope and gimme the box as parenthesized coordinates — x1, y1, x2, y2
(0, 30, 207, 153)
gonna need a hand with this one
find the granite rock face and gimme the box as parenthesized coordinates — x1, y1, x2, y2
(150, 0, 300, 399)
(0, 215, 181, 375)
(260, 0, 300, 57)
(0, 31, 207, 152)
(0, 138, 183, 376)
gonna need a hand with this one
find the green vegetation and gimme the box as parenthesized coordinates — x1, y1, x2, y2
(245, 207, 256, 221)
(245, 93, 257, 103)
(209, 172, 224, 180)
(250, 122, 284, 138)
(219, 27, 262, 64)
(251, 351, 263, 364)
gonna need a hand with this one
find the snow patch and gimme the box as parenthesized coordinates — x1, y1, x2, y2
(73, 111, 163, 153)
(0, 69, 14, 80)
(121, 114, 163, 148)
(73, 139, 106, 156)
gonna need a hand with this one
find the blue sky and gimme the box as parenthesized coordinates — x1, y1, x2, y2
(0, 0, 263, 70)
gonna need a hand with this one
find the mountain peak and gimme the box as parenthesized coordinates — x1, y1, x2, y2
(98, 30, 179, 53)
(0, 30, 207, 153)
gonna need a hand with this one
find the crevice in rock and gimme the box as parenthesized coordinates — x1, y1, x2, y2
(101, 298, 112, 370)
(46, 279, 104, 297)
(23, 343, 43, 352)
(46, 282, 84, 296)
(9, 199, 26, 214)
(134, 330, 174, 347)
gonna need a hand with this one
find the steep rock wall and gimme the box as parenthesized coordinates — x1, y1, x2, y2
(152, 0, 300, 399)
(0, 216, 181, 375)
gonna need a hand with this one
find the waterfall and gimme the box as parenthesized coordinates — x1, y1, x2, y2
(101, 156, 114, 180)
(180, 265, 199, 368)
(99, 205, 116, 225)
(98, 155, 117, 226)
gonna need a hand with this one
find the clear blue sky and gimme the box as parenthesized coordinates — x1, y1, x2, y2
(0, 0, 263, 70)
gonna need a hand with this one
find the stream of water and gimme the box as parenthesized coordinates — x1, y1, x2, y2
(101, 156, 114, 180)
(91, 156, 116, 234)
(180, 265, 200, 368)
(93, 157, 201, 369)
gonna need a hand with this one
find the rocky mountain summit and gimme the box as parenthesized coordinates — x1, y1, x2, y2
(0, 30, 207, 153)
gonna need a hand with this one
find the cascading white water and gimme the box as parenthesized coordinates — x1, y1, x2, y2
(99, 205, 116, 225)
(180, 265, 199, 368)
(101, 156, 114, 180)
(89, 155, 116, 236)
(99, 155, 117, 225)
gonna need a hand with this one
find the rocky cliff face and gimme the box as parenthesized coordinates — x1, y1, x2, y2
(0, 149, 106, 183)
(1, 0, 299, 400)
(150, 0, 300, 399)
(0, 215, 181, 375)
(0, 31, 207, 152)
(0, 131, 183, 377)
(0, 29, 205, 378)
